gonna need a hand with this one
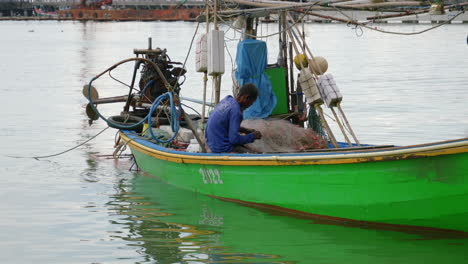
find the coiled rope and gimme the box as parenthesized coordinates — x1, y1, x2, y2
(146, 92, 180, 143)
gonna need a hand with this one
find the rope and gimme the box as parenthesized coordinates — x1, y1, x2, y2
(6, 127, 110, 160)
(176, 22, 201, 85)
(147, 92, 180, 143)
(109, 69, 131, 89)
(181, 103, 202, 117)
(113, 132, 128, 159)
(332, 8, 465, 36)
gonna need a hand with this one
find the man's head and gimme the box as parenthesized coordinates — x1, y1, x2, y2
(236, 83, 258, 110)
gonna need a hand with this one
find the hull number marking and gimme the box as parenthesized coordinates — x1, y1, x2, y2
(199, 168, 223, 184)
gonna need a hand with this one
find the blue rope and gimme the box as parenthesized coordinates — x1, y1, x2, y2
(140, 79, 154, 96)
(147, 92, 180, 143)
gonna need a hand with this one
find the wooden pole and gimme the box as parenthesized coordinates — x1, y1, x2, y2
(201, 2, 210, 130)
(226, 0, 351, 9)
(213, 0, 221, 105)
(315, 104, 338, 147)
(213, 0, 218, 30)
(182, 110, 207, 153)
(337, 102, 360, 146)
(331, 107, 352, 147)
(201, 73, 208, 127)
(213, 76, 221, 104)
(288, 41, 295, 114)
(366, 2, 468, 20)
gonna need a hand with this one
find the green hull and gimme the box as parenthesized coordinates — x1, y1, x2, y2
(122, 174, 468, 263)
(123, 132, 468, 233)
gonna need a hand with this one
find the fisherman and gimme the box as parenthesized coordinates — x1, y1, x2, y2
(205, 83, 262, 153)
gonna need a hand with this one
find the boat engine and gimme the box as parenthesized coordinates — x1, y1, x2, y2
(135, 47, 186, 102)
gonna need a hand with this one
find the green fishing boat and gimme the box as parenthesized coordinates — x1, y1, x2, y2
(85, 0, 468, 233)
(119, 131, 468, 233)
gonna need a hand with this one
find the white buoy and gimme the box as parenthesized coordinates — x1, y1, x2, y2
(310, 56, 328, 75)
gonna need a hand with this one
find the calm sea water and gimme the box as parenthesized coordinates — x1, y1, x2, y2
(0, 20, 467, 264)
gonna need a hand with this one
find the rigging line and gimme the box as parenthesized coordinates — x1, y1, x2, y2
(109, 69, 131, 89)
(224, 39, 235, 73)
(338, 108, 353, 135)
(113, 140, 128, 159)
(220, 0, 240, 12)
(320, 108, 336, 122)
(175, 21, 201, 86)
(333, 7, 465, 35)
(215, 1, 317, 39)
(181, 103, 202, 117)
(6, 127, 110, 160)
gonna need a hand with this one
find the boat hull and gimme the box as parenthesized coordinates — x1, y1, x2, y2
(122, 132, 468, 233)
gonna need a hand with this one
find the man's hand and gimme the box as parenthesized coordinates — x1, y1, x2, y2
(240, 127, 255, 134)
(253, 130, 262, 139)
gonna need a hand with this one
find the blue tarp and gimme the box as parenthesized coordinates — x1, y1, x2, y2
(235, 39, 277, 119)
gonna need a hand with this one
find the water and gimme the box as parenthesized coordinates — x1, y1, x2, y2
(0, 20, 467, 263)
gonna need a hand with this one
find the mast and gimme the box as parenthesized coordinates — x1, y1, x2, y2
(201, 1, 210, 130)
(213, 0, 222, 105)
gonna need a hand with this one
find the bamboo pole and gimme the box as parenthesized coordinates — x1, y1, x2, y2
(281, 12, 289, 105)
(315, 104, 338, 147)
(213, 76, 221, 104)
(201, 73, 208, 124)
(366, 2, 468, 20)
(334, 1, 423, 9)
(288, 41, 295, 113)
(331, 107, 352, 147)
(213, 0, 218, 30)
(201, 3, 210, 130)
(296, 9, 357, 24)
(337, 102, 360, 146)
(226, 0, 351, 9)
(213, 0, 221, 105)
(182, 110, 207, 153)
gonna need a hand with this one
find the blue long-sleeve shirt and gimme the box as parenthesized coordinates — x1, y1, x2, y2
(205, 96, 256, 153)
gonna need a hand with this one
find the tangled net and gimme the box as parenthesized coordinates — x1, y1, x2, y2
(242, 119, 328, 153)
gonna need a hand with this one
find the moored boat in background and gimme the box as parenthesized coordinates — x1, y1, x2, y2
(56, 0, 203, 21)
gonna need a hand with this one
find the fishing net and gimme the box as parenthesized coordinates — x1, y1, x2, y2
(242, 119, 328, 153)
(308, 106, 327, 139)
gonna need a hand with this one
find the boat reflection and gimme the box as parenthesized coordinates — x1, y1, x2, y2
(107, 173, 283, 263)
